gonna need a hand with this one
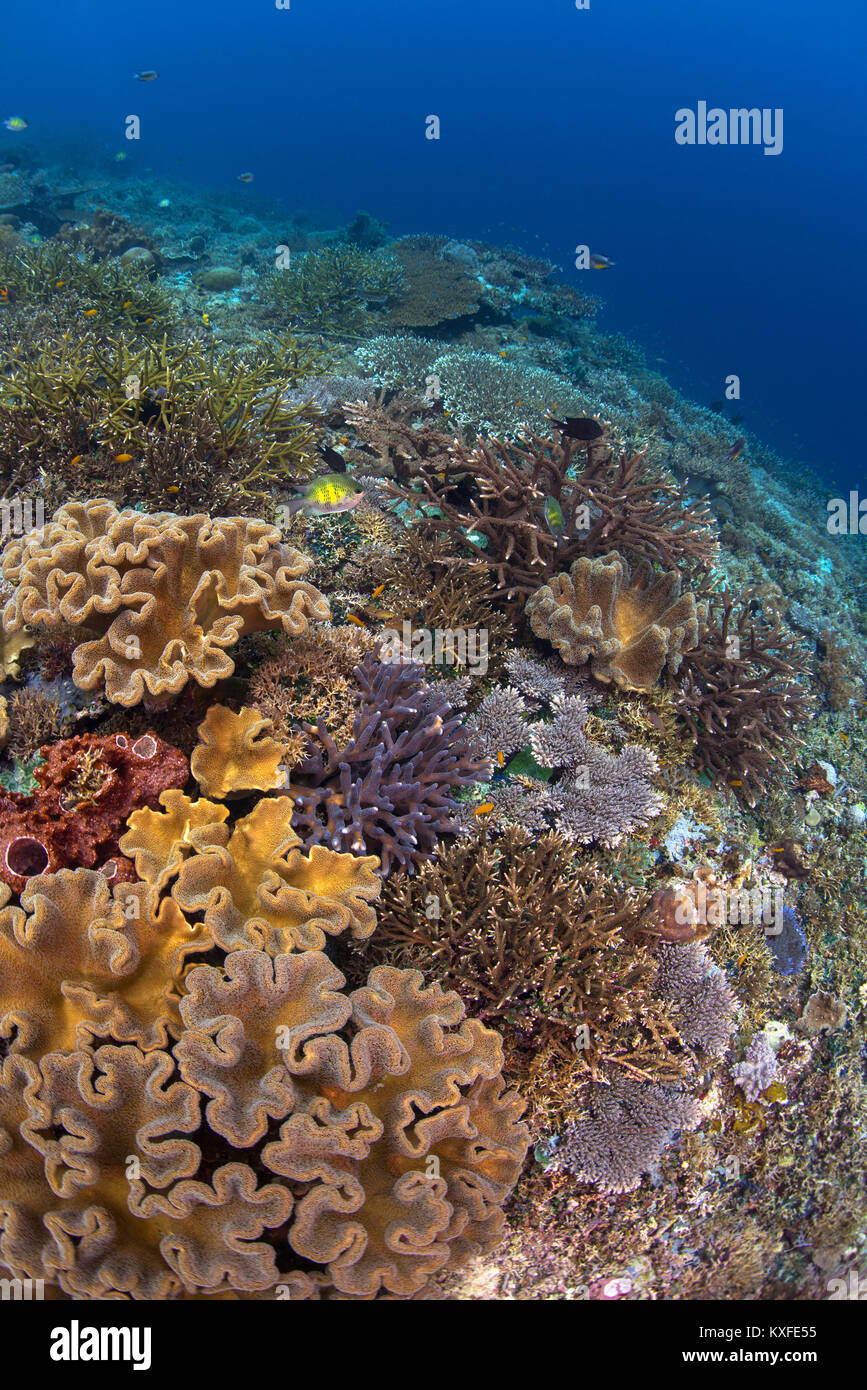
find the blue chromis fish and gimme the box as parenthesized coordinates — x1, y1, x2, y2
(157, 198, 171, 208)
(590, 253, 616, 269)
(289, 473, 364, 515)
(543, 494, 566, 538)
(3, 116, 29, 131)
(134, 71, 159, 82)
(723, 436, 746, 462)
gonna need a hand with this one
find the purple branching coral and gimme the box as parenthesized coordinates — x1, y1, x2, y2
(655, 942, 738, 1060)
(550, 1074, 700, 1194)
(547, 938, 737, 1192)
(731, 1033, 780, 1102)
(465, 682, 662, 846)
(284, 651, 490, 875)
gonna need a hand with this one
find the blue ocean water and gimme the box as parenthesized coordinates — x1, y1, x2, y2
(2, 0, 865, 486)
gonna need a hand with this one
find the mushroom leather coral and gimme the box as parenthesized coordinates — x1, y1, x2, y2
(190, 704, 288, 798)
(0, 731, 189, 893)
(122, 795, 381, 955)
(181, 955, 528, 1296)
(526, 551, 699, 691)
(0, 871, 209, 1059)
(0, 501, 330, 705)
(0, 921, 527, 1298)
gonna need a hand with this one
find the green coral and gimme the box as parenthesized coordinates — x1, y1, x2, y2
(0, 242, 173, 333)
(0, 331, 325, 506)
(262, 246, 404, 333)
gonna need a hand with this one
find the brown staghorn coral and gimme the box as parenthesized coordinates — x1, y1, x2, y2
(368, 828, 687, 1119)
(676, 588, 813, 805)
(354, 530, 515, 681)
(247, 625, 374, 749)
(1, 501, 329, 706)
(526, 551, 700, 690)
(190, 704, 290, 798)
(121, 794, 381, 955)
(388, 429, 716, 609)
(3, 688, 66, 761)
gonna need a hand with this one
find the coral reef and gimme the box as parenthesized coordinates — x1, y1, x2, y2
(2, 502, 329, 706)
(247, 625, 375, 748)
(465, 684, 664, 846)
(0, 330, 322, 510)
(368, 828, 700, 1129)
(676, 589, 813, 805)
(190, 705, 291, 798)
(0, 882, 527, 1295)
(385, 236, 482, 329)
(526, 552, 700, 690)
(549, 1075, 701, 1194)
(263, 246, 404, 333)
(731, 1033, 781, 1102)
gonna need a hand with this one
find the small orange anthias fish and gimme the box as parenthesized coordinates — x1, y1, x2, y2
(473, 802, 495, 818)
(114, 453, 134, 463)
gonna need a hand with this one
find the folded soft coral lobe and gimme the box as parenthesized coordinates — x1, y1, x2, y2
(1, 501, 330, 706)
(526, 551, 700, 690)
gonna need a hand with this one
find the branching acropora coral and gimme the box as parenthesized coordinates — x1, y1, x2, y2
(2, 501, 330, 706)
(263, 246, 404, 333)
(388, 429, 716, 607)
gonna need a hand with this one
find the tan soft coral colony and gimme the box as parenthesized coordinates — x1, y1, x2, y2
(526, 551, 700, 691)
(0, 707, 528, 1298)
(0, 501, 330, 706)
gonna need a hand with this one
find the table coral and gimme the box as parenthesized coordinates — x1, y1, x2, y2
(526, 552, 700, 691)
(1, 501, 330, 706)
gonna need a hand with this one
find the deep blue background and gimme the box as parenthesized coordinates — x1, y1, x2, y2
(3, 0, 864, 486)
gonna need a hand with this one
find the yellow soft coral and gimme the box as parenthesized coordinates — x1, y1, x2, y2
(171, 799, 381, 954)
(1, 501, 330, 705)
(120, 791, 229, 894)
(0, 871, 210, 1057)
(526, 550, 700, 691)
(190, 705, 290, 798)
